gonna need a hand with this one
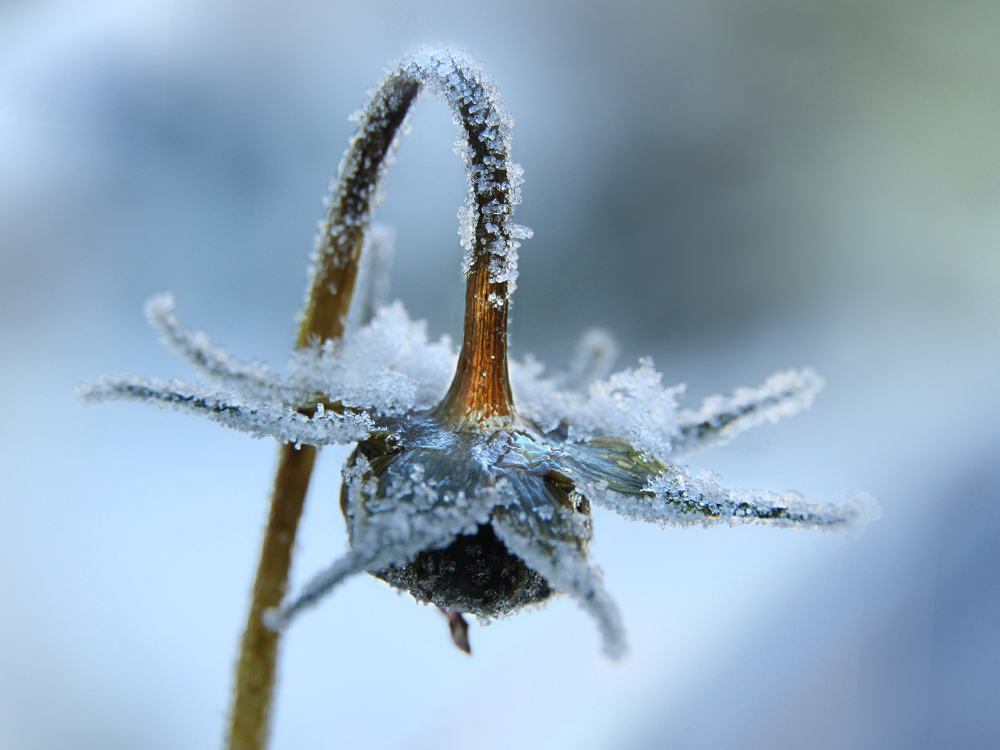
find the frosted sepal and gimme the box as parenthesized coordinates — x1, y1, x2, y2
(263, 551, 368, 631)
(78, 376, 372, 446)
(492, 502, 627, 660)
(145, 293, 287, 400)
(672, 368, 825, 457)
(585, 467, 876, 530)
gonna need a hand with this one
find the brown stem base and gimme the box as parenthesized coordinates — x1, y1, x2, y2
(226, 442, 317, 750)
(435, 256, 514, 427)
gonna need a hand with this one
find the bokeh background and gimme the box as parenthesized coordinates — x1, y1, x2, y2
(3, 1, 1000, 748)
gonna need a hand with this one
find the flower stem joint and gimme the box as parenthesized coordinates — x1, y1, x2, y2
(82, 46, 875, 683)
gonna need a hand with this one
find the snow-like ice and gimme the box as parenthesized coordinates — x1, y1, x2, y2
(80, 47, 874, 659)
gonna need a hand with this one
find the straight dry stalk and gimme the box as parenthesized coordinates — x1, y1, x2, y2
(227, 442, 316, 750)
(436, 254, 514, 425)
(225, 49, 526, 750)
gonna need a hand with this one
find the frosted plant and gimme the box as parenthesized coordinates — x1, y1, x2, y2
(80, 48, 874, 750)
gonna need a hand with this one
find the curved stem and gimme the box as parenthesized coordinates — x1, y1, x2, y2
(227, 47, 528, 750)
(302, 47, 528, 420)
(295, 79, 419, 347)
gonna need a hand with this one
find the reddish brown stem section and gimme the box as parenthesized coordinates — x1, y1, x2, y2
(436, 257, 514, 425)
(225, 78, 414, 750)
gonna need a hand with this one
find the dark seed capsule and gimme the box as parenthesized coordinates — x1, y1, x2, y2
(376, 522, 551, 618)
(340, 422, 560, 618)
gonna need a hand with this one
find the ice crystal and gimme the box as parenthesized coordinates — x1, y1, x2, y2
(81, 47, 874, 660)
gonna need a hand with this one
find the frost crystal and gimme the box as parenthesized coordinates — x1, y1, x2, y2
(306, 47, 532, 312)
(81, 47, 873, 660)
(146, 293, 284, 400)
(287, 302, 456, 415)
(78, 375, 372, 446)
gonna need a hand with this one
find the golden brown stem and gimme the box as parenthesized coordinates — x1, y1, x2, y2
(436, 257, 514, 426)
(227, 296, 344, 750)
(227, 442, 317, 750)
(294, 226, 365, 348)
(295, 79, 419, 349)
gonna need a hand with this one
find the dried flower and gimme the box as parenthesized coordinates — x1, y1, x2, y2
(80, 48, 874, 663)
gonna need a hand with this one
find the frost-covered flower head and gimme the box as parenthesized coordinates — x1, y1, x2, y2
(81, 48, 874, 659)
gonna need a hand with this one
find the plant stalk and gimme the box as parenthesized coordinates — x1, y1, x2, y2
(224, 48, 524, 750)
(222, 70, 410, 750)
(436, 255, 514, 425)
(226, 442, 317, 750)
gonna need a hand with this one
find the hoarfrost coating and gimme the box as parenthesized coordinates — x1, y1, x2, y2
(80, 47, 875, 659)
(81, 293, 873, 656)
(307, 46, 532, 321)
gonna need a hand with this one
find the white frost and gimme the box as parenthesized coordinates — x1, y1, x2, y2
(671, 367, 825, 457)
(145, 293, 285, 400)
(513, 353, 824, 464)
(287, 302, 456, 415)
(492, 515, 627, 660)
(313, 47, 531, 303)
(78, 376, 372, 446)
(582, 468, 876, 530)
(80, 44, 873, 664)
(513, 356, 685, 460)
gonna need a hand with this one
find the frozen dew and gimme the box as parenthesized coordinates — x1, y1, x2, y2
(308, 47, 531, 310)
(512, 356, 686, 459)
(78, 376, 372, 446)
(492, 512, 627, 660)
(80, 46, 874, 662)
(145, 293, 285, 400)
(287, 302, 456, 415)
(262, 551, 368, 632)
(512, 358, 827, 465)
(577, 467, 873, 530)
(671, 367, 825, 457)
(81, 289, 868, 657)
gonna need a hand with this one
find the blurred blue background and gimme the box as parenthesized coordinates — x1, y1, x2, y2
(2, 1, 1000, 748)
